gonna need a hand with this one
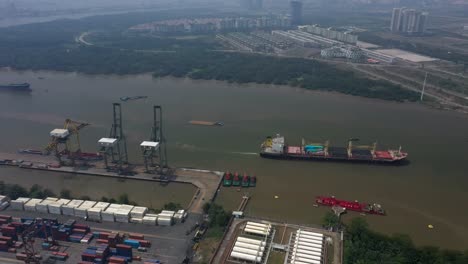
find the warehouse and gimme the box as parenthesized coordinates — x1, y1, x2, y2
(229, 236, 267, 263)
(286, 229, 325, 264)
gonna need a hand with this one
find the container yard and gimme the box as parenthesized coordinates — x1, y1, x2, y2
(0, 207, 201, 263)
(211, 218, 342, 264)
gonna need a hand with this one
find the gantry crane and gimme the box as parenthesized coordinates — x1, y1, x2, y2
(141, 105, 168, 174)
(45, 119, 90, 165)
(98, 103, 128, 173)
(21, 219, 57, 264)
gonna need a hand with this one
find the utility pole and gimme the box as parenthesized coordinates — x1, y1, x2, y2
(420, 72, 428, 101)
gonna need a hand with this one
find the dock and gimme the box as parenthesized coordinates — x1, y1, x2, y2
(0, 152, 223, 214)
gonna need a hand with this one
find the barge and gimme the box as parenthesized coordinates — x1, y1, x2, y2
(316, 196, 385, 215)
(0, 83, 31, 91)
(260, 134, 407, 163)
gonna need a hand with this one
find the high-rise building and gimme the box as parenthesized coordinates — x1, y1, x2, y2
(390, 8, 403, 32)
(390, 7, 428, 34)
(290, 0, 303, 25)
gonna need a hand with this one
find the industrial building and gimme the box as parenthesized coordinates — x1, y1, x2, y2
(321, 45, 365, 61)
(228, 221, 274, 263)
(300, 25, 358, 44)
(390, 7, 428, 34)
(290, 0, 303, 25)
(361, 48, 396, 63)
(285, 229, 325, 264)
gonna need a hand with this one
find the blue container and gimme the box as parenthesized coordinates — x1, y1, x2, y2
(123, 239, 140, 248)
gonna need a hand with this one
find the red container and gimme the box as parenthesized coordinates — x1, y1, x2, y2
(16, 253, 27, 261)
(108, 256, 126, 264)
(72, 228, 88, 234)
(133, 256, 142, 261)
(99, 232, 110, 239)
(137, 240, 151, 247)
(96, 239, 108, 244)
(0, 215, 11, 220)
(8, 248, 17, 253)
(116, 244, 131, 250)
(14, 242, 23, 248)
(74, 224, 89, 230)
(129, 233, 144, 240)
(0, 236, 12, 241)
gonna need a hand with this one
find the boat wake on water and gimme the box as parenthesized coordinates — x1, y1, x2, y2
(229, 152, 258, 155)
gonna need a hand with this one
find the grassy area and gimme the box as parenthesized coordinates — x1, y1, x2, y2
(267, 251, 286, 264)
(196, 237, 221, 264)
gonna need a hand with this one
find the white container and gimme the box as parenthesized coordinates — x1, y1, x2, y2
(102, 204, 120, 222)
(45, 197, 59, 202)
(120, 204, 135, 211)
(92, 202, 110, 210)
(157, 216, 172, 226)
(24, 199, 42, 211)
(75, 201, 96, 218)
(115, 209, 130, 223)
(36, 200, 53, 213)
(142, 216, 157, 225)
(130, 206, 148, 218)
(130, 217, 143, 224)
(0, 195, 9, 204)
(11, 197, 30, 210)
(87, 207, 103, 221)
(62, 199, 84, 216)
(48, 199, 71, 215)
(0, 201, 9, 211)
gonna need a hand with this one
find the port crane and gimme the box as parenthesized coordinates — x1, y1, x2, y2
(21, 219, 57, 264)
(45, 119, 90, 165)
(141, 105, 168, 175)
(99, 103, 128, 173)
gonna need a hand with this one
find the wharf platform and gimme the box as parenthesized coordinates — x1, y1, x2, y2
(0, 152, 223, 214)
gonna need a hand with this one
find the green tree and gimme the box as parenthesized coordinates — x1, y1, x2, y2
(29, 184, 44, 198)
(117, 193, 130, 204)
(60, 189, 72, 199)
(321, 211, 340, 229)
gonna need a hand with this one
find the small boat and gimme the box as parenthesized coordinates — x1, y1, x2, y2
(241, 173, 250, 188)
(0, 83, 31, 91)
(232, 172, 241, 186)
(18, 149, 44, 155)
(120, 96, 148, 102)
(223, 172, 232, 187)
(249, 175, 256, 187)
(189, 120, 224, 126)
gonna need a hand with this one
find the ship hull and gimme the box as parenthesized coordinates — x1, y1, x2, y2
(0, 83, 31, 91)
(260, 152, 407, 164)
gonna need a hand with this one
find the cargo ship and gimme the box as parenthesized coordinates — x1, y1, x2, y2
(260, 134, 407, 163)
(0, 83, 31, 91)
(316, 196, 385, 215)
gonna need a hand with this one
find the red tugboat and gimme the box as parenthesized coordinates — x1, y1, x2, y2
(316, 196, 385, 215)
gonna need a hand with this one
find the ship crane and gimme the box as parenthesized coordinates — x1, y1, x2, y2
(348, 138, 377, 157)
(45, 119, 90, 165)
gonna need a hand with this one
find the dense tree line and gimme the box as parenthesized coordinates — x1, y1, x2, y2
(345, 218, 468, 264)
(0, 11, 419, 102)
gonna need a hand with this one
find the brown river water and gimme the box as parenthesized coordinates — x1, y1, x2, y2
(0, 69, 467, 250)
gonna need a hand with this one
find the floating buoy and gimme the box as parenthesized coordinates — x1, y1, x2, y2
(274, 196, 279, 199)
(428, 224, 434, 229)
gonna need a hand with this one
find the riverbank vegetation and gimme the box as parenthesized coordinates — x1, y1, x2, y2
(0, 12, 419, 102)
(345, 218, 468, 264)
